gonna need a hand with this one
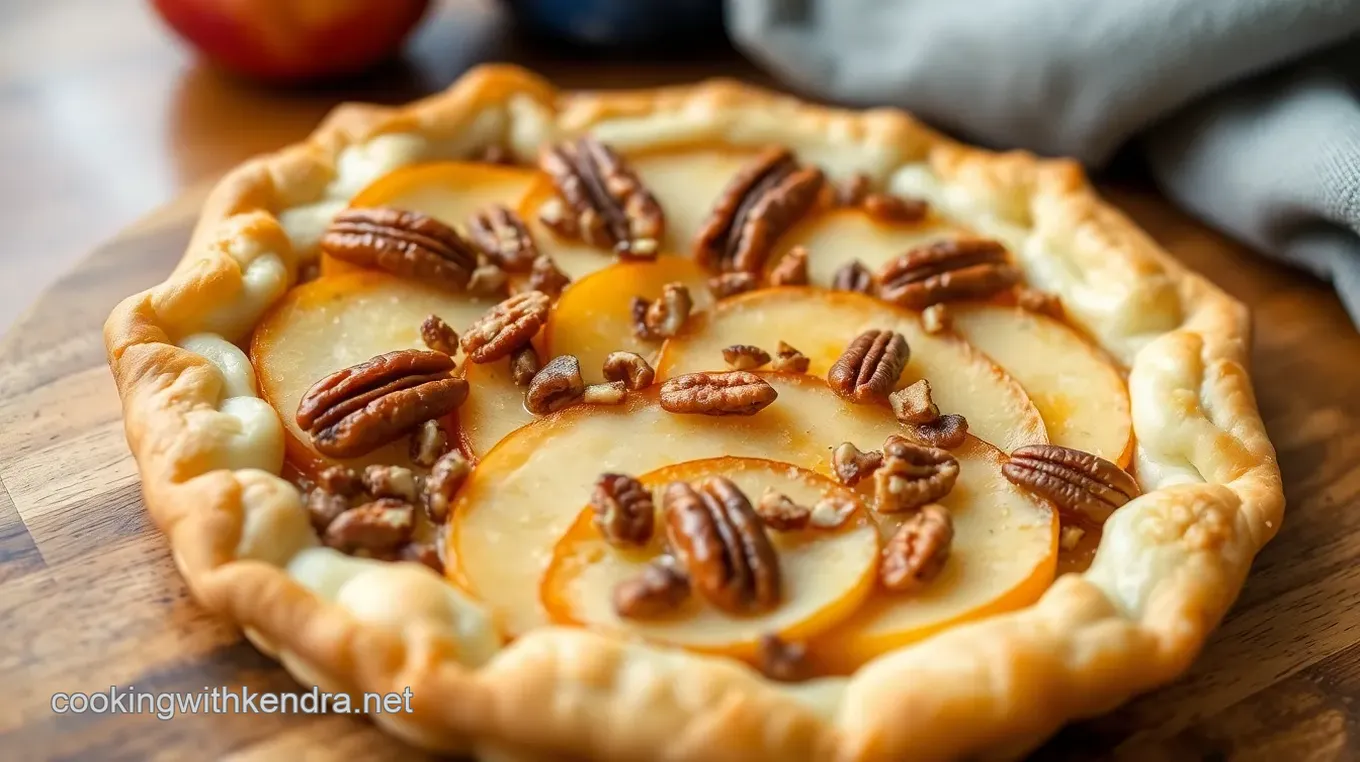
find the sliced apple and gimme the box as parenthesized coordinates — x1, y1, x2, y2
(540, 457, 878, 659)
(809, 438, 1058, 674)
(453, 344, 536, 461)
(947, 303, 1133, 465)
(654, 288, 1047, 453)
(542, 255, 714, 384)
(251, 271, 499, 474)
(448, 374, 1053, 640)
(766, 208, 963, 287)
(320, 161, 541, 277)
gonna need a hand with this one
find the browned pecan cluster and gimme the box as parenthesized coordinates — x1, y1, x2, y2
(296, 349, 468, 459)
(878, 238, 1021, 309)
(659, 371, 778, 416)
(538, 137, 665, 257)
(694, 147, 825, 273)
(1002, 444, 1139, 522)
(889, 379, 969, 449)
(827, 329, 910, 404)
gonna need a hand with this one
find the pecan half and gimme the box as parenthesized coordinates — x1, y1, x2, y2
(1002, 444, 1139, 522)
(767, 246, 809, 287)
(296, 350, 469, 458)
(510, 345, 541, 386)
(722, 344, 771, 371)
(527, 255, 571, 299)
(663, 478, 781, 614)
(460, 291, 551, 363)
(424, 450, 471, 523)
(613, 558, 691, 619)
(770, 341, 811, 373)
(827, 330, 910, 403)
(756, 488, 810, 531)
(659, 372, 778, 416)
(420, 314, 459, 356)
(583, 381, 627, 405)
(642, 283, 693, 339)
(708, 272, 759, 299)
(526, 354, 585, 414)
(694, 147, 825, 273)
(409, 419, 448, 468)
(831, 260, 875, 294)
(466, 205, 538, 272)
(880, 504, 953, 592)
(878, 238, 1021, 309)
(831, 442, 883, 487)
(321, 208, 478, 291)
(363, 464, 419, 503)
(873, 437, 960, 513)
(757, 633, 809, 682)
(323, 498, 415, 554)
(591, 473, 655, 547)
(538, 137, 664, 254)
(602, 351, 655, 390)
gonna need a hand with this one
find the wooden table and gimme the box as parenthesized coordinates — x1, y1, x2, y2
(3, 2, 1359, 760)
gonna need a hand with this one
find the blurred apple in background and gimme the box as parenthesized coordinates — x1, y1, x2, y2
(150, 0, 431, 81)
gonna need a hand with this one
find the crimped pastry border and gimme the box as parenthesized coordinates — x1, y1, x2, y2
(103, 65, 1283, 761)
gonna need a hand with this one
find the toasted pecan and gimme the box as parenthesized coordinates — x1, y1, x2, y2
(663, 478, 781, 614)
(827, 329, 910, 403)
(1002, 444, 1138, 522)
(659, 372, 778, 416)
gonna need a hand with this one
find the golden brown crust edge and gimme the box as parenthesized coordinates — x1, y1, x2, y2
(103, 64, 1283, 761)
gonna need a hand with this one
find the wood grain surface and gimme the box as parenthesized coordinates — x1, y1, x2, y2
(3, 2, 1359, 761)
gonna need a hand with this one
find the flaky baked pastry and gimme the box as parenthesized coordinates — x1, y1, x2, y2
(104, 65, 1283, 760)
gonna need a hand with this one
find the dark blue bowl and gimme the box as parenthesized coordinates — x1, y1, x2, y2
(505, 0, 725, 48)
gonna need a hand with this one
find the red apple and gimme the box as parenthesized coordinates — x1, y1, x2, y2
(151, 0, 431, 81)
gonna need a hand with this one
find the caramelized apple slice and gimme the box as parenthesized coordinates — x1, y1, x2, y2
(453, 346, 536, 460)
(949, 303, 1133, 465)
(810, 439, 1057, 673)
(655, 288, 1047, 452)
(251, 272, 498, 474)
(540, 457, 878, 658)
(766, 208, 963, 287)
(320, 161, 540, 277)
(543, 256, 713, 384)
(448, 375, 1052, 638)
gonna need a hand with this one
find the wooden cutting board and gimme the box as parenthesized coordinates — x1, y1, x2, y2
(1, 184, 1357, 761)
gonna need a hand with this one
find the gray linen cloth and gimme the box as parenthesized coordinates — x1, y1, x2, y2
(728, 0, 1360, 325)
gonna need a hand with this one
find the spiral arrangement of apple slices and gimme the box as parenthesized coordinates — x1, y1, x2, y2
(249, 143, 1134, 676)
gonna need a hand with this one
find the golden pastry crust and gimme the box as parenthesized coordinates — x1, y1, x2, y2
(104, 65, 1283, 760)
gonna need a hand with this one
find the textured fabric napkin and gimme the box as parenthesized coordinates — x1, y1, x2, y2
(728, 0, 1360, 325)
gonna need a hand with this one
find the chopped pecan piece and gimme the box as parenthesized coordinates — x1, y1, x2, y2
(878, 238, 1021, 309)
(424, 450, 471, 523)
(466, 263, 510, 299)
(921, 304, 951, 334)
(722, 344, 771, 371)
(466, 205, 538, 272)
(809, 496, 858, 529)
(1002, 444, 1139, 522)
(460, 291, 551, 363)
(663, 478, 781, 614)
(694, 147, 825, 273)
(707, 271, 759, 299)
(316, 465, 362, 496)
(642, 283, 693, 339)
(756, 488, 810, 531)
(526, 354, 585, 414)
(757, 633, 810, 682)
(880, 504, 953, 592)
(910, 413, 969, 449)
(767, 246, 809, 287)
(827, 329, 910, 403)
(420, 314, 459, 356)
(321, 208, 477, 291)
(831, 260, 875, 294)
(409, 419, 448, 468)
(831, 442, 883, 487)
(613, 558, 691, 619)
(862, 192, 929, 223)
(591, 473, 655, 547)
(400, 541, 444, 574)
(538, 137, 664, 254)
(324, 498, 415, 554)
(659, 372, 778, 416)
(527, 255, 571, 299)
(890, 379, 939, 424)
(630, 296, 656, 341)
(770, 341, 811, 373)
(602, 351, 655, 390)
(362, 464, 419, 503)
(296, 350, 469, 458)
(583, 381, 627, 405)
(510, 345, 541, 386)
(1016, 286, 1064, 318)
(305, 487, 351, 532)
(874, 437, 960, 513)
